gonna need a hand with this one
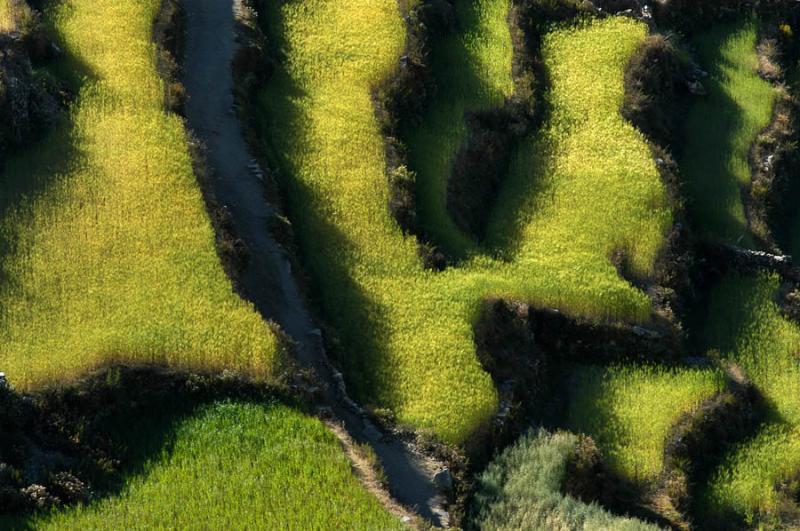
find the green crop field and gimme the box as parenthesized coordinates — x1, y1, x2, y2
(258, 1, 670, 442)
(680, 20, 775, 246)
(4, 0, 800, 526)
(567, 364, 726, 483)
(673, 18, 800, 525)
(4, 401, 404, 530)
(0, 0, 283, 390)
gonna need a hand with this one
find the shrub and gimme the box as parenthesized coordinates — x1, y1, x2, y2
(469, 429, 659, 530)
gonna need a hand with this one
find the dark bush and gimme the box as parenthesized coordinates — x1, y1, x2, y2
(622, 34, 686, 149)
(447, 110, 517, 240)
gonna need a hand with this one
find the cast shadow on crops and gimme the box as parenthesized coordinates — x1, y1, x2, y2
(679, 42, 758, 247)
(0, 367, 292, 531)
(400, 0, 524, 261)
(0, 41, 95, 294)
(253, 73, 399, 411)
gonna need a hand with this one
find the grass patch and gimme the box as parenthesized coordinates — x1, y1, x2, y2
(0, 0, 283, 390)
(3, 401, 404, 530)
(697, 272, 800, 522)
(257, 6, 669, 442)
(680, 19, 776, 246)
(566, 364, 726, 484)
(470, 429, 659, 530)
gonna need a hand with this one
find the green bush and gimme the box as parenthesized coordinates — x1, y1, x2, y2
(470, 429, 660, 530)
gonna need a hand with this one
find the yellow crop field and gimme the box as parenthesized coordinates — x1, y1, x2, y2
(567, 364, 725, 483)
(257, 3, 670, 442)
(699, 272, 800, 522)
(0, 0, 283, 390)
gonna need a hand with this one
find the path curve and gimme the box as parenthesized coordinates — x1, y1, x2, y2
(181, 0, 449, 526)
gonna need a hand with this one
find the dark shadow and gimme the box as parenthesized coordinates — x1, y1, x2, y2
(679, 22, 764, 249)
(252, 2, 401, 420)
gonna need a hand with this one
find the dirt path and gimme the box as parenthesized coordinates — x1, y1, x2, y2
(181, 0, 449, 526)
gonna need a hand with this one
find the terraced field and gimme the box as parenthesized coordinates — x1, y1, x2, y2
(680, 20, 775, 245)
(0, 0, 283, 390)
(4, 402, 403, 530)
(567, 365, 726, 483)
(258, 2, 670, 442)
(3, 0, 800, 527)
(693, 273, 800, 523)
(403, 0, 514, 257)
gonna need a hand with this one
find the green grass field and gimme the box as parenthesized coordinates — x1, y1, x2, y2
(4, 401, 403, 530)
(402, 0, 515, 258)
(680, 19, 775, 246)
(0, 0, 283, 390)
(567, 364, 726, 483)
(471, 429, 659, 530)
(258, 1, 670, 442)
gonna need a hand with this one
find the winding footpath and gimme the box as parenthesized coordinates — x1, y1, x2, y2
(181, 0, 449, 526)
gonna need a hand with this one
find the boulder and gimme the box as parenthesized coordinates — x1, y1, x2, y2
(433, 468, 453, 493)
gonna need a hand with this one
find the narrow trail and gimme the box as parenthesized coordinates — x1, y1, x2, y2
(181, 0, 449, 526)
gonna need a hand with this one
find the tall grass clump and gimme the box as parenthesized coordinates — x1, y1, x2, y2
(697, 272, 800, 522)
(403, 0, 515, 257)
(10, 402, 404, 530)
(0, 0, 283, 390)
(257, 4, 670, 442)
(567, 364, 726, 484)
(470, 429, 659, 530)
(680, 19, 775, 246)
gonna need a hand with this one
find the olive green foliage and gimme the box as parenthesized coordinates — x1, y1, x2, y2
(680, 19, 775, 245)
(471, 429, 659, 530)
(257, 0, 669, 442)
(0, 0, 283, 390)
(10, 402, 403, 530)
(567, 364, 726, 483)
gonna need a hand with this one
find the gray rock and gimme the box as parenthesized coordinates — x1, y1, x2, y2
(0, 372, 6, 388)
(433, 468, 453, 492)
